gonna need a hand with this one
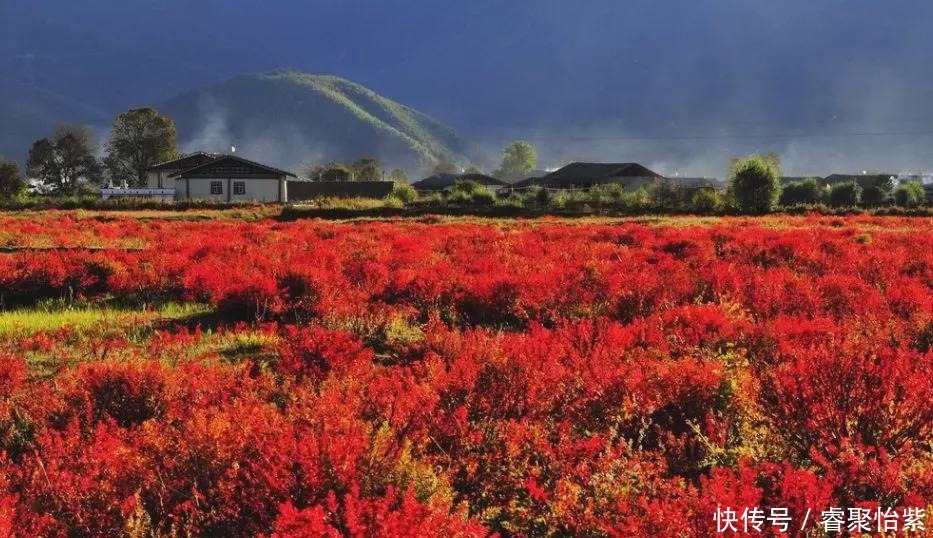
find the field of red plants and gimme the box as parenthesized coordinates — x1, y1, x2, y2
(0, 212, 930, 537)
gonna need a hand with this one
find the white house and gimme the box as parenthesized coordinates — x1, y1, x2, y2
(146, 152, 220, 193)
(143, 153, 295, 202)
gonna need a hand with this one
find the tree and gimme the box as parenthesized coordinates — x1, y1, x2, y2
(861, 175, 894, 206)
(494, 141, 537, 181)
(779, 177, 823, 206)
(893, 181, 925, 207)
(690, 188, 724, 213)
(655, 181, 685, 211)
(0, 157, 26, 199)
(389, 181, 417, 204)
(104, 107, 179, 187)
(26, 125, 102, 195)
(727, 154, 781, 214)
(322, 162, 354, 182)
(304, 162, 326, 180)
(388, 169, 409, 183)
(432, 160, 460, 175)
(827, 181, 862, 207)
(350, 156, 382, 181)
(464, 166, 483, 175)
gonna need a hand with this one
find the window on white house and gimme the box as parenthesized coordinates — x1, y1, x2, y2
(233, 181, 246, 195)
(210, 181, 223, 195)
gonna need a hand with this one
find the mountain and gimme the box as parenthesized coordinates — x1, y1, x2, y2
(6, 0, 933, 174)
(0, 84, 109, 164)
(160, 71, 477, 174)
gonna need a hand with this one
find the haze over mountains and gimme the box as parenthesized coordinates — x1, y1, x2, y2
(161, 71, 476, 172)
(3, 0, 933, 176)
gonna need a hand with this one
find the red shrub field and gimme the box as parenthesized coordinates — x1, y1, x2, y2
(0, 213, 930, 536)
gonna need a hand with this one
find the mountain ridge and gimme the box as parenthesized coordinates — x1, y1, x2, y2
(0, 70, 477, 173)
(159, 70, 477, 173)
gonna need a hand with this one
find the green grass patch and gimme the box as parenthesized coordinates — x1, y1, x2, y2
(0, 302, 211, 337)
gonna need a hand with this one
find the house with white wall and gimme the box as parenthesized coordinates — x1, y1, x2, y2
(137, 153, 295, 202)
(146, 152, 220, 192)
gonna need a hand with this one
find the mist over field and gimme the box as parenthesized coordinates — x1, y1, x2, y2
(2, 0, 933, 175)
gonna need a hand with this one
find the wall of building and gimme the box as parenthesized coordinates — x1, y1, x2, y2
(146, 170, 178, 190)
(182, 178, 285, 202)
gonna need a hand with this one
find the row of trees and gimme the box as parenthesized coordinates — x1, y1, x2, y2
(0, 108, 179, 198)
(727, 154, 928, 213)
(304, 157, 410, 183)
(302, 140, 538, 183)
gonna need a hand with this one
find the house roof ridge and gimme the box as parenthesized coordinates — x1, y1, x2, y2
(169, 154, 297, 178)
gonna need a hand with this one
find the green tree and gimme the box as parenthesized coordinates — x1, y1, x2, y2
(104, 107, 179, 187)
(350, 156, 382, 181)
(27, 125, 102, 195)
(727, 154, 781, 214)
(894, 181, 925, 207)
(779, 177, 823, 206)
(827, 181, 862, 207)
(494, 140, 537, 181)
(389, 181, 417, 204)
(306, 162, 354, 181)
(304, 162, 326, 181)
(464, 166, 483, 175)
(690, 188, 724, 213)
(388, 168, 409, 183)
(655, 181, 685, 211)
(0, 157, 26, 199)
(861, 175, 894, 206)
(432, 160, 460, 175)
(322, 162, 353, 181)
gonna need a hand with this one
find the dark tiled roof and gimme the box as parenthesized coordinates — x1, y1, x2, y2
(510, 177, 538, 188)
(522, 162, 662, 189)
(147, 152, 220, 172)
(412, 172, 509, 190)
(170, 154, 296, 179)
(546, 162, 661, 180)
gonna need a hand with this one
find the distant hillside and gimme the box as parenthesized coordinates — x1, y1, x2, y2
(0, 84, 109, 164)
(160, 71, 476, 173)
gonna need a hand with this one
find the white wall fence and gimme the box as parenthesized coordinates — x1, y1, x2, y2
(100, 188, 176, 201)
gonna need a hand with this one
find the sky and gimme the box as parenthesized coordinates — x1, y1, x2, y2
(2, 0, 933, 176)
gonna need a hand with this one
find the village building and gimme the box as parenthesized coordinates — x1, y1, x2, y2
(126, 153, 296, 202)
(169, 154, 294, 202)
(822, 173, 895, 189)
(146, 152, 220, 191)
(511, 162, 663, 190)
(412, 172, 510, 193)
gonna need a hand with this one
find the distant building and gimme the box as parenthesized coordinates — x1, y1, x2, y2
(134, 153, 296, 202)
(146, 152, 220, 191)
(779, 176, 818, 186)
(170, 155, 294, 202)
(512, 162, 663, 190)
(412, 172, 510, 193)
(513, 170, 550, 184)
(822, 173, 895, 189)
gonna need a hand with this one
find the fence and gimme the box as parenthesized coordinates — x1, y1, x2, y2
(100, 188, 175, 201)
(288, 181, 395, 201)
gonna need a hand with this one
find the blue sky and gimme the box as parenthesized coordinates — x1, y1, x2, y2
(3, 0, 933, 174)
